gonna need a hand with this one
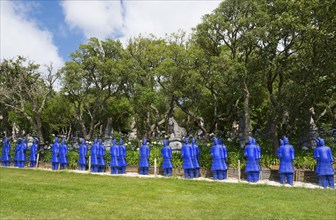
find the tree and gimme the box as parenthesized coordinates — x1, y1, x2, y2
(192, 0, 266, 145)
(61, 38, 133, 140)
(0, 56, 58, 152)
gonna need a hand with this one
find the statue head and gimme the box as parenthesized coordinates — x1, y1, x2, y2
(319, 138, 325, 146)
(120, 140, 124, 145)
(99, 139, 103, 145)
(184, 138, 189, 144)
(218, 139, 223, 145)
(4, 138, 8, 144)
(192, 138, 196, 144)
(54, 137, 58, 143)
(62, 139, 65, 145)
(248, 136, 253, 144)
(17, 139, 21, 144)
(22, 139, 26, 144)
(113, 139, 117, 145)
(283, 136, 289, 145)
(163, 140, 168, 147)
(81, 140, 86, 145)
(279, 139, 284, 146)
(94, 138, 98, 144)
(143, 138, 147, 145)
(213, 137, 218, 145)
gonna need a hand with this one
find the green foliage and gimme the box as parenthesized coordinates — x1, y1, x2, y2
(42, 151, 52, 163)
(68, 151, 79, 169)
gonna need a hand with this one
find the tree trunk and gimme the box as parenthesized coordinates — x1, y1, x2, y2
(241, 81, 251, 146)
(270, 121, 279, 154)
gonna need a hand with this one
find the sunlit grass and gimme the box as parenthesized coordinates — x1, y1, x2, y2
(0, 167, 335, 219)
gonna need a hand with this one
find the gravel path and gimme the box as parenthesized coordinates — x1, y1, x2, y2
(5, 166, 334, 189)
(15, 167, 329, 189)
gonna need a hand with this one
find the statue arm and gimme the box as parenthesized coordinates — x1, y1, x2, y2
(277, 148, 282, 159)
(328, 148, 334, 163)
(313, 148, 318, 159)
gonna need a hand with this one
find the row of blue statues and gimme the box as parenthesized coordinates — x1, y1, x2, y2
(1, 136, 334, 188)
(1, 138, 38, 168)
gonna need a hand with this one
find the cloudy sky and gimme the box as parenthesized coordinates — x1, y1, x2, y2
(1, 0, 220, 71)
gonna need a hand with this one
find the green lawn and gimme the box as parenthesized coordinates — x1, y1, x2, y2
(0, 167, 335, 219)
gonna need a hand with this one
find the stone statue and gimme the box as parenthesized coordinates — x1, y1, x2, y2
(219, 139, 228, 179)
(181, 138, 194, 178)
(59, 139, 68, 170)
(51, 138, 60, 170)
(90, 138, 99, 172)
(161, 140, 173, 176)
(18, 138, 27, 168)
(277, 137, 295, 185)
(78, 140, 87, 170)
(98, 139, 106, 172)
(14, 139, 21, 167)
(244, 137, 260, 182)
(252, 138, 261, 179)
(314, 138, 334, 188)
(1, 138, 11, 166)
(191, 138, 200, 178)
(168, 117, 187, 150)
(29, 140, 38, 167)
(211, 137, 225, 180)
(110, 139, 120, 174)
(139, 138, 150, 175)
(118, 140, 127, 174)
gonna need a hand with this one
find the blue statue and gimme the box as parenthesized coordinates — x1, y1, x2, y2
(19, 139, 27, 168)
(252, 138, 261, 175)
(59, 139, 68, 170)
(118, 140, 127, 174)
(90, 138, 99, 172)
(161, 140, 173, 176)
(313, 139, 322, 185)
(98, 140, 106, 172)
(277, 137, 295, 185)
(110, 139, 120, 174)
(78, 140, 87, 170)
(191, 138, 200, 178)
(219, 139, 228, 179)
(211, 137, 225, 180)
(181, 138, 194, 178)
(1, 138, 11, 166)
(244, 137, 260, 182)
(314, 138, 334, 189)
(51, 138, 60, 170)
(14, 139, 21, 167)
(139, 138, 150, 175)
(29, 140, 38, 167)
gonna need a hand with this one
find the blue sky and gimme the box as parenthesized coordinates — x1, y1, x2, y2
(1, 0, 220, 70)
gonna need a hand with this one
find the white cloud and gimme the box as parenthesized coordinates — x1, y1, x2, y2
(61, 1, 124, 39)
(123, 1, 220, 40)
(0, 1, 64, 71)
(60, 0, 220, 42)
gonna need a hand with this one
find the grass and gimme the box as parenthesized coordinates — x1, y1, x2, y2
(0, 167, 335, 219)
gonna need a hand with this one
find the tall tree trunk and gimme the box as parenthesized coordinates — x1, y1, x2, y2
(240, 81, 251, 146)
(270, 121, 279, 154)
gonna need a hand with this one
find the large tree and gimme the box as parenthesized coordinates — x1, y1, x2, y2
(61, 38, 133, 140)
(0, 56, 58, 152)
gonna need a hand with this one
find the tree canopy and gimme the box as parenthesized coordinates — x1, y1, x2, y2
(0, 0, 335, 152)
